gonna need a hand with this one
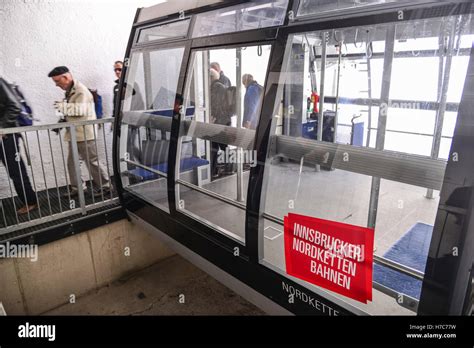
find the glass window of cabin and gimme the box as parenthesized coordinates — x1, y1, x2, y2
(192, 0, 289, 38)
(118, 46, 185, 213)
(176, 44, 272, 243)
(260, 13, 473, 314)
(297, 0, 410, 18)
(137, 19, 190, 44)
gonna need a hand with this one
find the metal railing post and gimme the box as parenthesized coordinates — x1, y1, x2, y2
(0, 136, 20, 225)
(0, 200, 6, 228)
(83, 125, 95, 204)
(69, 126, 87, 215)
(102, 123, 114, 200)
(23, 131, 42, 218)
(58, 130, 72, 206)
(47, 129, 63, 213)
(92, 125, 105, 202)
(12, 133, 32, 221)
(36, 130, 53, 216)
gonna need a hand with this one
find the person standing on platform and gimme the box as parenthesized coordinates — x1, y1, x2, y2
(48, 66, 110, 197)
(242, 74, 263, 130)
(0, 77, 38, 214)
(209, 68, 233, 179)
(210, 62, 231, 88)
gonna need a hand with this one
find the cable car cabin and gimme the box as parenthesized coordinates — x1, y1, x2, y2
(113, 0, 474, 315)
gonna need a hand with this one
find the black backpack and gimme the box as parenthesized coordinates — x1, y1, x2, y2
(10, 84, 34, 126)
(223, 86, 237, 117)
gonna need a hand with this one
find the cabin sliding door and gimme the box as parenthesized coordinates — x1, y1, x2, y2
(118, 46, 185, 213)
(260, 13, 473, 315)
(176, 44, 272, 244)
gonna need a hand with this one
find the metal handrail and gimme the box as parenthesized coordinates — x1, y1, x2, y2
(0, 118, 116, 235)
(176, 179, 247, 211)
(124, 159, 168, 179)
(273, 134, 447, 191)
(0, 118, 112, 135)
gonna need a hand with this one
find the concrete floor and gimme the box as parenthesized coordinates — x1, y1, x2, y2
(44, 255, 264, 316)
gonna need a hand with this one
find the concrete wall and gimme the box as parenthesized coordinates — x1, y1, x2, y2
(0, 0, 163, 197)
(0, 0, 161, 123)
(0, 2, 4, 77)
(0, 219, 174, 315)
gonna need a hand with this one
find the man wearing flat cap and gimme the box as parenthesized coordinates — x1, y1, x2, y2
(48, 66, 110, 197)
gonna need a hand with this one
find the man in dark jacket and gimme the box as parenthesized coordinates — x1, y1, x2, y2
(112, 61, 123, 118)
(209, 68, 232, 178)
(210, 62, 231, 88)
(112, 60, 144, 167)
(113, 60, 145, 117)
(0, 77, 37, 214)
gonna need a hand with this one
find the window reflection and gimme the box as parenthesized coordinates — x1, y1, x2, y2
(192, 0, 288, 38)
(137, 19, 190, 44)
(297, 0, 406, 18)
(119, 47, 185, 212)
(176, 45, 271, 243)
(261, 14, 473, 314)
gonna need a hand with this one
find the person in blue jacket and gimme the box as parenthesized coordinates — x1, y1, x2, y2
(242, 74, 263, 130)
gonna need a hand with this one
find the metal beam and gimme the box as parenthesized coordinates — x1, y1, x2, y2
(183, 120, 256, 150)
(316, 31, 327, 172)
(323, 96, 460, 113)
(177, 179, 246, 211)
(316, 48, 471, 60)
(121, 111, 173, 131)
(366, 54, 373, 147)
(367, 24, 396, 229)
(333, 35, 343, 144)
(123, 159, 167, 179)
(427, 17, 456, 199)
(143, 50, 153, 110)
(0, 118, 113, 135)
(273, 135, 447, 190)
(236, 47, 244, 202)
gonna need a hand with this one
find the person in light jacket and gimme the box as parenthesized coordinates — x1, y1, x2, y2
(48, 66, 110, 197)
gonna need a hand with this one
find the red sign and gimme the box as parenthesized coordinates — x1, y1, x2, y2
(284, 213, 374, 304)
